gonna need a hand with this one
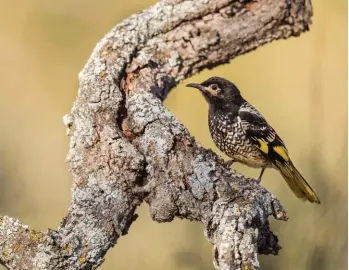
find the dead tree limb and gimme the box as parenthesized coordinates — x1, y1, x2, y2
(0, 0, 312, 269)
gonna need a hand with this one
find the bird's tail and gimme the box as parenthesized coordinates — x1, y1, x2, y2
(274, 160, 320, 204)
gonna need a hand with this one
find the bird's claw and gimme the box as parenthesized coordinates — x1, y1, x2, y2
(253, 177, 262, 185)
(224, 160, 235, 168)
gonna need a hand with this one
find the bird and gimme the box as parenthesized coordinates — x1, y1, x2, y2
(186, 76, 320, 203)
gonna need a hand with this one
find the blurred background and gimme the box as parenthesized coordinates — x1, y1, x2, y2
(0, 0, 347, 269)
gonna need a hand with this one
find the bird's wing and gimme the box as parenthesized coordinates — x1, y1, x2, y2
(238, 103, 290, 163)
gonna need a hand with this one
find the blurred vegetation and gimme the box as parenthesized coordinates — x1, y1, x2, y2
(0, 0, 347, 269)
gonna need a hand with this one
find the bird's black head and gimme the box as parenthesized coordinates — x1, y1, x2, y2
(186, 77, 244, 108)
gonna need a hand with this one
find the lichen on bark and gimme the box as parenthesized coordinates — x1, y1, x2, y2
(0, 0, 312, 269)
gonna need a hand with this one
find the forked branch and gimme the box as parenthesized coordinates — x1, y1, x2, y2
(0, 0, 311, 269)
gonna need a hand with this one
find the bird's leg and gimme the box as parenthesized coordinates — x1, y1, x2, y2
(255, 167, 266, 184)
(224, 159, 235, 168)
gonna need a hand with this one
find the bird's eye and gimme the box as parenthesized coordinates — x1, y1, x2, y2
(211, 84, 218, 90)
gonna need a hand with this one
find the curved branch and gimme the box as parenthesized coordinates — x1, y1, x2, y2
(0, 0, 311, 269)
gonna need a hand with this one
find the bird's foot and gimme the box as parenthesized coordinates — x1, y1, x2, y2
(252, 177, 262, 185)
(224, 160, 235, 168)
(252, 167, 266, 184)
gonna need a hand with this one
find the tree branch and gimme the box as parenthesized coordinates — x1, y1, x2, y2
(0, 0, 311, 269)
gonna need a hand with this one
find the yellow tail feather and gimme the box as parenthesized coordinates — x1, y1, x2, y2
(274, 160, 320, 204)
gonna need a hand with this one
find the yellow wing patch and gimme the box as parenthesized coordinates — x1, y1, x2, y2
(305, 185, 314, 196)
(273, 146, 290, 161)
(256, 138, 269, 154)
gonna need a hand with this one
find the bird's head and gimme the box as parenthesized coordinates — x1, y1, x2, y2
(186, 76, 244, 107)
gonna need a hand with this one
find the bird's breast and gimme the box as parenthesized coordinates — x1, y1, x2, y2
(208, 111, 231, 151)
(208, 111, 270, 168)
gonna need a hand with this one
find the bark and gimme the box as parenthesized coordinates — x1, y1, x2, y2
(0, 0, 312, 269)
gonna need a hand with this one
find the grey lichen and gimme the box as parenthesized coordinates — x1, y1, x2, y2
(0, 0, 312, 269)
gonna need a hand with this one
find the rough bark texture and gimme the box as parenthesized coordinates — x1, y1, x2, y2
(0, 0, 312, 269)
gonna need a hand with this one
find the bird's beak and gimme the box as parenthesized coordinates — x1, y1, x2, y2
(186, 83, 206, 92)
(186, 83, 218, 96)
